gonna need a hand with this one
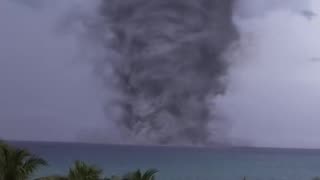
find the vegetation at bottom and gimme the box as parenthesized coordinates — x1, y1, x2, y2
(0, 140, 157, 180)
(1, 140, 319, 180)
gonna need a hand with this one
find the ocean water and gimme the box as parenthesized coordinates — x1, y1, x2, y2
(10, 141, 320, 180)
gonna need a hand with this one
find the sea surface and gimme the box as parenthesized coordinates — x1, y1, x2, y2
(9, 141, 320, 180)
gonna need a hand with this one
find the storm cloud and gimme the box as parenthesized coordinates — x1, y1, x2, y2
(1, 0, 320, 148)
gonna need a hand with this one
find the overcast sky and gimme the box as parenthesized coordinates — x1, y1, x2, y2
(0, 0, 320, 148)
(0, 0, 108, 142)
(226, 0, 320, 148)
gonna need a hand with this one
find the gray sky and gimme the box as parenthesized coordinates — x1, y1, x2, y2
(0, 0, 320, 148)
(225, 0, 320, 148)
(0, 0, 107, 142)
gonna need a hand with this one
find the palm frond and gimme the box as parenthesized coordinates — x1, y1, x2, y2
(0, 144, 47, 180)
(23, 155, 48, 175)
(141, 169, 157, 180)
(123, 169, 157, 180)
(68, 160, 103, 180)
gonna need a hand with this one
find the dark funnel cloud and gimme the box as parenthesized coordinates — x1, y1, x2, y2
(87, 0, 238, 145)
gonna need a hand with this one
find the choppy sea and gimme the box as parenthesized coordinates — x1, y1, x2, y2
(9, 141, 320, 180)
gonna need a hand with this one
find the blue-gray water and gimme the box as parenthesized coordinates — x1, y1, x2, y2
(10, 141, 320, 180)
